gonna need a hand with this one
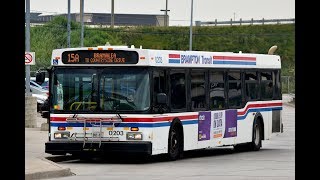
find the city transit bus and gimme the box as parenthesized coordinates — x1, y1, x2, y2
(38, 45, 282, 160)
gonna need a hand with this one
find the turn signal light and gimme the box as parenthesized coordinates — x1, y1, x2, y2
(58, 126, 66, 131)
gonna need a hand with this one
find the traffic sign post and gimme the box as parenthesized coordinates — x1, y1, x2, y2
(25, 52, 35, 65)
(25, 52, 35, 96)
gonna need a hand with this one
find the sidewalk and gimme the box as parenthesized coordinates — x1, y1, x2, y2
(25, 114, 73, 180)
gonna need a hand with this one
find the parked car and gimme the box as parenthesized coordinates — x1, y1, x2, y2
(25, 82, 49, 112)
(30, 77, 49, 90)
(32, 93, 48, 106)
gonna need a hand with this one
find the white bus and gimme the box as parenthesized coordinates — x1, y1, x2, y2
(38, 45, 282, 160)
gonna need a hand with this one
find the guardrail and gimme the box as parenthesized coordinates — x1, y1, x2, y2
(195, 18, 295, 26)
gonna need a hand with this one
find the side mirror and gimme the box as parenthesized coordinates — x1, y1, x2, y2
(36, 71, 45, 84)
(156, 93, 167, 104)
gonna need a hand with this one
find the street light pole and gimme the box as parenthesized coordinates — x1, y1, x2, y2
(111, 0, 114, 28)
(160, 0, 170, 26)
(165, 0, 168, 26)
(80, 0, 84, 47)
(189, 0, 194, 51)
(25, 0, 31, 96)
(67, 0, 71, 47)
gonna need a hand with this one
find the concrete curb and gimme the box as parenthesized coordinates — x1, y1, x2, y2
(25, 158, 74, 180)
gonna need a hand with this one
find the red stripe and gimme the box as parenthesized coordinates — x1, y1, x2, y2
(50, 115, 198, 122)
(213, 56, 256, 61)
(237, 102, 282, 116)
(124, 115, 198, 122)
(169, 54, 180, 58)
(50, 117, 122, 122)
(178, 115, 198, 120)
(51, 117, 67, 121)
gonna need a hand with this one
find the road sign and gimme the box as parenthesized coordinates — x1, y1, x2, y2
(25, 52, 35, 65)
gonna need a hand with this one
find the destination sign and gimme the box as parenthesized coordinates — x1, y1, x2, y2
(61, 50, 139, 64)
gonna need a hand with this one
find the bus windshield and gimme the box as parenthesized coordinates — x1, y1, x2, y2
(51, 67, 150, 112)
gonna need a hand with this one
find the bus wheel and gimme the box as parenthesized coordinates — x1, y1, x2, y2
(234, 119, 262, 152)
(168, 126, 181, 160)
(251, 119, 262, 151)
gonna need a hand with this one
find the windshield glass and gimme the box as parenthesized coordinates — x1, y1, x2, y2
(51, 67, 150, 112)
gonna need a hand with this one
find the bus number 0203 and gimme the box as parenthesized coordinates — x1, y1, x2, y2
(108, 131, 123, 136)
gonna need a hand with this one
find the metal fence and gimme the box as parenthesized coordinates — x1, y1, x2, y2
(29, 71, 49, 78)
(30, 71, 36, 77)
(281, 76, 295, 94)
(195, 18, 295, 26)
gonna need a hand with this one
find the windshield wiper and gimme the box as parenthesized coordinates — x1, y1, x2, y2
(113, 104, 123, 121)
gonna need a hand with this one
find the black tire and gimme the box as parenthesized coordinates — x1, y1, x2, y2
(251, 119, 262, 151)
(37, 103, 41, 112)
(168, 126, 182, 160)
(234, 119, 262, 152)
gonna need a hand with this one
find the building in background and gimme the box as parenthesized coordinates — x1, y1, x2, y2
(29, 12, 168, 27)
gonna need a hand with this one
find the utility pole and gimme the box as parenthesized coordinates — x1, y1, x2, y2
(80, 0, 84, 47)
(25, 0, 31, 96)
(160, 0, 170, 26)
(189, 0, 194, 51)
(67, 0, 71, 47)
(165, 0, 168, 26)
(111, 0, 114, 28)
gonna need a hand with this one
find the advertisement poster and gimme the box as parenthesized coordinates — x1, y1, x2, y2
(224, 109, 237, 138)
(198, 111, 211, 141)
(212, 111, 225, 139)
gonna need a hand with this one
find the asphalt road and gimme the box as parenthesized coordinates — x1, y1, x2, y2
(48, 105, 295, 180)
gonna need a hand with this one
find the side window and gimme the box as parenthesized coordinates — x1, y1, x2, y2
(191, 70, 206, 110)
(170, 69, 186, 110)
(260, 71, 273, 100)
(153, 70, 165, 104)
(273, 70, 281, 99)
(245, 71, 258, 101)
(228, 71, 242, 108)
(209, 71, 225, 109)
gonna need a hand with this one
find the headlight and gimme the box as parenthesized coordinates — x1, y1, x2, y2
(126, 132, 143, 140)
(54, 131, 70, 139)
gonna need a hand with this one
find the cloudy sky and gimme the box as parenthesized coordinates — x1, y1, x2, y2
(29, 0, 295, 26)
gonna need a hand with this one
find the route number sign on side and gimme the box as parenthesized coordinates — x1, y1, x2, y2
(25, 52, 35, 65)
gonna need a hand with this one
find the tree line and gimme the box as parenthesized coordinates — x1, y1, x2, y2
(30, 16, 294, 76)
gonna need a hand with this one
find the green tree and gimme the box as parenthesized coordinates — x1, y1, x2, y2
(30, 20, 294, 76)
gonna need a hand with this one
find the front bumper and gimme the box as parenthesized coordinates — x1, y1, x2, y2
(45, 141, 152, 155)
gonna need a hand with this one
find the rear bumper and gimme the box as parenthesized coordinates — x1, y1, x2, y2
(45, 141, 152, 155)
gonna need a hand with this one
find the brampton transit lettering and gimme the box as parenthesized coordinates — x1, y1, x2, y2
(181, 55, 213, 64)
(169, 54, 213, 64)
